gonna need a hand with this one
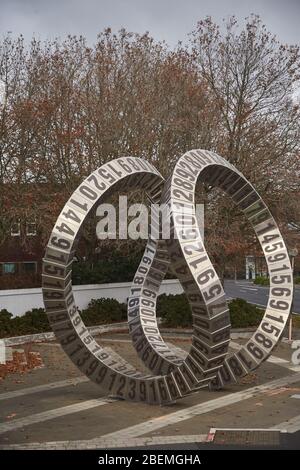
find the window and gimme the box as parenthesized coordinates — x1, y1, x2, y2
(22, 262, 37, 274)
(11, 221, 21, 237)
(3, 263, 17, 274)
(26, 221, 37, 236)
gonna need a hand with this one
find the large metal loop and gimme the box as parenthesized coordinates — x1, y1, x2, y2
(131, 150, 293, 389)
(42, 157, 217, 404)
(42, 150, 293, 404)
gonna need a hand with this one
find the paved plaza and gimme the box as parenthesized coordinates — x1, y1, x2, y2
(0, 330, 300, 449)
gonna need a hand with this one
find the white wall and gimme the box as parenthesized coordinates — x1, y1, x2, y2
(0, 279, 183, 317)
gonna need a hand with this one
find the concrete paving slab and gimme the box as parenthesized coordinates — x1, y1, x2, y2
(0, 333, 300, 449)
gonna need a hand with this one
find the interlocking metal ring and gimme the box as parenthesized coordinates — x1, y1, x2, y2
(42, 150, 293, 404)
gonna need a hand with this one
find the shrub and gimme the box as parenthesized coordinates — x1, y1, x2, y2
(15, 308, 50, 334)
(0, 298, 128, 338)
(228, 298, 263, 328)
(71, 253, 176, 286)
(295, 276, 300, 285)
(81, 298, 127, 325)
(157, 294, 192, 328)
(157, 294, 264, 329)
(0, 308, 50, 337)
(253, 276, 269, 286)
(293, 315, 300, 329)
(0, 294, 266, 338)
(72, 255, 143, 285)
(0, 309, 14, 336)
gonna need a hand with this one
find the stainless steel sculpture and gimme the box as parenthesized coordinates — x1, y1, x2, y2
(42, 150, 294, 404)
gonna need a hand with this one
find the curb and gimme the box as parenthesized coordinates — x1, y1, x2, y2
(2, 322, 128, 347)
(2, 322, 256, 346)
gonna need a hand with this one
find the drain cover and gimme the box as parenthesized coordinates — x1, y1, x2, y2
(212, 429, 281, 447)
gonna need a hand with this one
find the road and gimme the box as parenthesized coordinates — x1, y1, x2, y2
(224, 280, 300, 314)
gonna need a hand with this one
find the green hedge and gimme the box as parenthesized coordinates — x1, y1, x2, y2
(0, 298, 127, 338)
(0, 308, 49, 337)
(157, 294, 191, 328)
(253, 276, 270, 286)
(254, 276, 300, 286)
(72, 259, 141, 284)
(72, 259, 175, 285)
(81, 298, 127, 325)
(157, 294, 263, 328)
(0, 295, 265, 338)
(228, 298, 263, 328)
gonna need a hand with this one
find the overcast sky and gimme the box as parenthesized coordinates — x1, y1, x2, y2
(0, 0, 299, 46)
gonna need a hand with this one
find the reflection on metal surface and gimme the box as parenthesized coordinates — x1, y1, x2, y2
(42, 151, 293, 404)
